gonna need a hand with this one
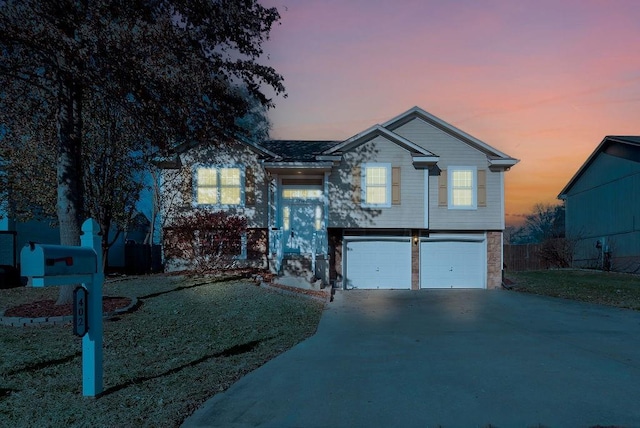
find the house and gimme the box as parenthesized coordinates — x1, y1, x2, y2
(0, 217, 149, 270)
(559, 136, 640, 272)
(161, 106, 518, 289)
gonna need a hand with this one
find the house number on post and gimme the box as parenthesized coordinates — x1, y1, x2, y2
(20, 219, 104, 397)
(73, 286, 89, 337)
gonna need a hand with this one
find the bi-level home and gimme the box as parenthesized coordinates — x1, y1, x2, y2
(160, 107, 518, 289)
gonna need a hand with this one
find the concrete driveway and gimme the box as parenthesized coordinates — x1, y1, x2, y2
(183, 289, 640, 427)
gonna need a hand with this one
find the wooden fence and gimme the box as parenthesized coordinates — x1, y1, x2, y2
(503, 243, 546, 271)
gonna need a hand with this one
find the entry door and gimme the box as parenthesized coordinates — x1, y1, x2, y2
(283, 203, 322, 253)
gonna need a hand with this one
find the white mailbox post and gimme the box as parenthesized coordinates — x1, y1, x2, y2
(21, 219, 104, 397)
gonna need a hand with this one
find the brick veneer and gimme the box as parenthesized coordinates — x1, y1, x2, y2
(486, 231, 503, 289)
(411, 230, 420, 290)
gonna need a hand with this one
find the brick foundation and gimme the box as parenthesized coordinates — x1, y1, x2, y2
(411, 230, 420, 290)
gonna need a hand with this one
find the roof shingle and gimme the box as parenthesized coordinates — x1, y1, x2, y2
(261, 140, 341, 161)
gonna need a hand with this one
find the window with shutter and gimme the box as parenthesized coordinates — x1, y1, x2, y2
(447, 166, 478, 210)
(245, 167, 256, 207)
(182, 166, 193, 206)
(392, 166, 401, 205)
(352, 166, 361, 205)
(477, 169, 487, 207)
(438, 170, 447, 207)
(361, 163, 391, 208)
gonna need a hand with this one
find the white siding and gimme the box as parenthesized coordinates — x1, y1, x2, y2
(393, 118, 504, 230)
(328, 136, 425, 228)
(162, 142, 269, 228)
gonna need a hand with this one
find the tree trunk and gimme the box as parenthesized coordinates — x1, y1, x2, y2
(55, 78, 84, 305)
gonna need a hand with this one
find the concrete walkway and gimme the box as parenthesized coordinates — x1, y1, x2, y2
(183, 289, 640, 427)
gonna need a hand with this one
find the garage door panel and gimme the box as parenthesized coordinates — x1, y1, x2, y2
(346, 240, 411, 289)
(421, 240, 485, 289)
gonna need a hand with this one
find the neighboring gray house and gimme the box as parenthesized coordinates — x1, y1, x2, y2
(161, 107, 518, 289)
(559, 136, 640, 272)
(0, 218, 149, 269)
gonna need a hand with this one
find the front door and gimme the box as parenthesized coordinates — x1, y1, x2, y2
(283, 203, 322, 253)
(281, 185, 324, 254)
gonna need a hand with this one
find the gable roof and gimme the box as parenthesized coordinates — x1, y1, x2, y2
(323, 124, 437, 157)
(322, 106, 517, 170)
(558, 136, 640, 199)
(383, 106, 518, 161)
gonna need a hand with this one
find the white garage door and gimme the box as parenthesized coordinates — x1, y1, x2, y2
(345, 240, 411, 289)
(421, 238, 486, 289)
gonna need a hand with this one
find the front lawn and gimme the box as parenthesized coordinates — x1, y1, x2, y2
(508, 269, 640, 310)
(0, 275, 325, 427)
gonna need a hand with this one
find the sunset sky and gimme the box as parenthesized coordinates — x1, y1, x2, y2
(260, 0, 640, 225)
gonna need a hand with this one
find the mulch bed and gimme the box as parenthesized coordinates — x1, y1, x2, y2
(3, 296, 131, 318)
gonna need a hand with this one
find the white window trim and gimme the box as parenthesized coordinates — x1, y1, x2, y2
(193, 165, 245, 207)
(281, 185, 324, 201)
(234, 232, 248, 260)
(361, 162, 392, 208)
(424, 169, 429, 228)
(448, 166, 477, 210)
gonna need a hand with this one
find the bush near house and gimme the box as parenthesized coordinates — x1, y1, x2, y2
(163, 211, 247, 272)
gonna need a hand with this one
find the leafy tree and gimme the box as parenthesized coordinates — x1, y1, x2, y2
(0, 0, 284, 303)
(0, 91, 146, 268)
(83, 94, 148, 269)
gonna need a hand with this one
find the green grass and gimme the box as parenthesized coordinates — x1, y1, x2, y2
(0, 275, 325, 427)
(508, 269, 640, 310)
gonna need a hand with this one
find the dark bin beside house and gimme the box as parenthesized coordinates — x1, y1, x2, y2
(125, 243, 162, 274)
(0, 265, 21, 289)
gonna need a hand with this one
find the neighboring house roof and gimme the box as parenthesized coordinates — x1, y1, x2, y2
(558, 136, 640, 199)
(261, 140, 341, 161)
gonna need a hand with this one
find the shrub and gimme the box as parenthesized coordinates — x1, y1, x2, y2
(163, 211, 247, 272)
(538, 237, 576, 268)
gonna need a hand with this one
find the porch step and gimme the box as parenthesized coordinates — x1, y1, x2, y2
(272, 255, 321, 290)
(273, 274, 322, 291)
(281, 255, 314, 279)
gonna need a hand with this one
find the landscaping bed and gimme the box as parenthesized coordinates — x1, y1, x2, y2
(507, 269, 640, 310)
(0, 274, 325, 427)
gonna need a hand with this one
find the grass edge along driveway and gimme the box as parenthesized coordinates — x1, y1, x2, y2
(508, 269, 640, 310)
(0, 275, 325, 427)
